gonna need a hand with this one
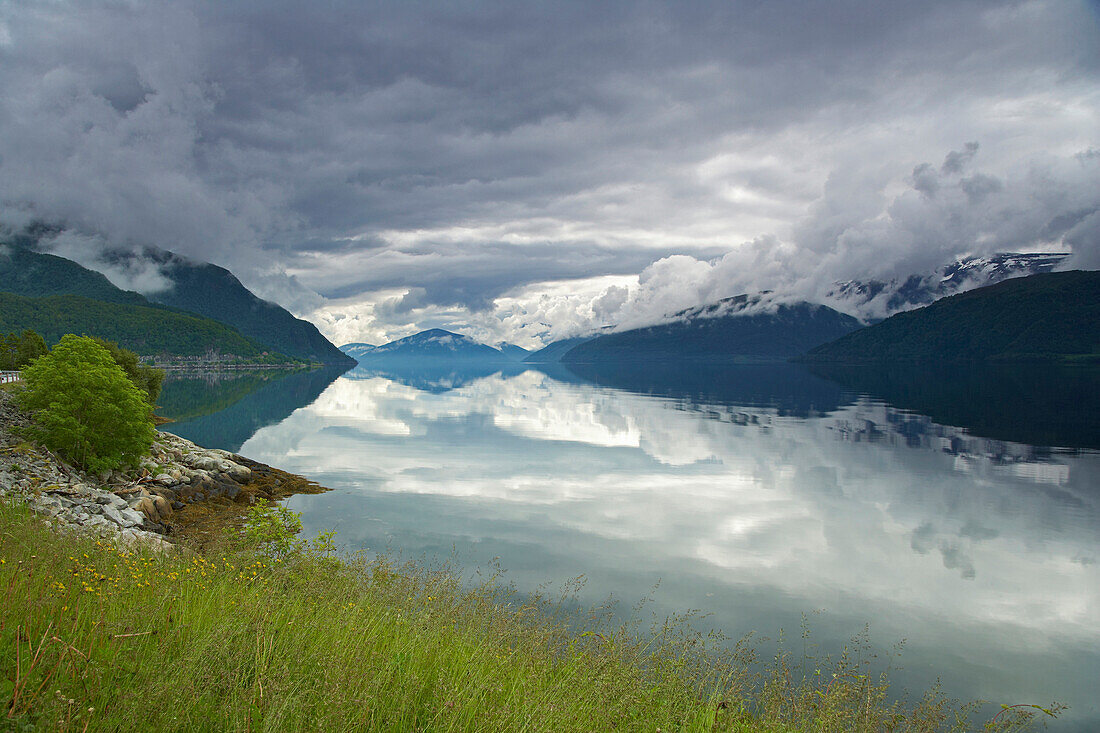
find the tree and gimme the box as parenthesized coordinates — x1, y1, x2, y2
(15, 329, 47, 367)
(0, 329, 49, 370)
(89, 336, 165, 406)
(0, 333, 17, 370)
(17, 335, 154, 472)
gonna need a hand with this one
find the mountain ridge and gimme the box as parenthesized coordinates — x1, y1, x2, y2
(803, 270, 1100, 363)
(828, 252, 1069, 317)
(100, 247, 353, 365)
(0, 292, 286, 360)
(0, 234, 352, 365)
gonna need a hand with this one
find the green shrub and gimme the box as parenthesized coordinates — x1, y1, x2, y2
(17, 334, 154, 472)
(241, 504, 339, 561)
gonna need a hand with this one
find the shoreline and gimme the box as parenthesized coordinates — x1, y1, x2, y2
(0, 388, 330, 550)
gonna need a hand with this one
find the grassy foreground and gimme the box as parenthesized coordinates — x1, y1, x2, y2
(0, 503, 1052, 732)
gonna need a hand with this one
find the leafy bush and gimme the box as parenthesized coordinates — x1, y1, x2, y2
(17, 335, 154, 471)
(242, 503, 338, 561)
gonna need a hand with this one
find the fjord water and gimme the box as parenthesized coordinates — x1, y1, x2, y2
(163, 363, 1100, 729)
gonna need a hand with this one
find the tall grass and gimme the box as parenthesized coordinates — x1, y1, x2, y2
(0, 502, 1057, 732)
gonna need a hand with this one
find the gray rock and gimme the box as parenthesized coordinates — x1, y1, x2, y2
(32, 496, 63, 516)
(85, 515, 110, 529)
(154, 473, 175, 485)
(101, 504, 125, 526)
(190, 456, 220, 471)
(224, 463, 252, 482)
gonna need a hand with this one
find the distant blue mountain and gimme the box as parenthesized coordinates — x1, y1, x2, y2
(355, 329, 513, 363)
(496, 343, 531, 361)
(339, 342, 377, 361)
(523, 336, 595, 363)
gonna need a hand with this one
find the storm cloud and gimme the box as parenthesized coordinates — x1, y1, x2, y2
(0, 1, 1097, 345)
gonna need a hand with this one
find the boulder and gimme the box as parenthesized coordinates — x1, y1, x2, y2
(151, 494, 172, 519)
(223, 462, 252, 482)
(120, 506, 147, 528)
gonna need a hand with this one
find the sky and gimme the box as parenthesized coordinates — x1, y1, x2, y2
(0, 0, 1098, 348)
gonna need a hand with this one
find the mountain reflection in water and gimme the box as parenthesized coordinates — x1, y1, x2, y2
(159, 366, 349, 452)
(807, 362, 1100, 450)
(174, 360, 1100, 730)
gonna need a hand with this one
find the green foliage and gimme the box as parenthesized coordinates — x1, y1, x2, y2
(0, 329, 48, 370)
(16, 335, 154, 472)
(89, 336, 166, 405)
(0, 292, 293, 362)
(15, 329, 47, 367)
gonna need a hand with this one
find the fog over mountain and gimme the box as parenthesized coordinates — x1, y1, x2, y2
(0, 1, 1096, 348)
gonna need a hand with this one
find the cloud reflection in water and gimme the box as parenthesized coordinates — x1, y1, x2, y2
(239, 366, 1100, 727)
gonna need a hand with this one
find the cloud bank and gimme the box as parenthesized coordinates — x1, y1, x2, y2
(0, 1, 1097, 346)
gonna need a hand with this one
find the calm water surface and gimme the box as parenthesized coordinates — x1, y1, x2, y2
(162, 363, 1100, 729)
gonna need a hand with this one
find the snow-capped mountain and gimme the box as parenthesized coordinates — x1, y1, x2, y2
(829, 252, 1069, 319)
(561, 297, 861, 363)
(355, 329, 513, 362)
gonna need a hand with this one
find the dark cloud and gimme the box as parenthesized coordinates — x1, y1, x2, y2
(942, 142, 980, 175)
(0, 1, 1097, 340)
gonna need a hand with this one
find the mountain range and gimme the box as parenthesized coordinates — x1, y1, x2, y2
(523, 336, 595, 363)
(347, 263, 1093, 369)
(339, 343, 378, 360)
(4, 226, 1090, 370)
(561, 297, 861, 364)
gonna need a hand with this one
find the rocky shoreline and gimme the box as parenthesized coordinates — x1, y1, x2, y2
(0, 389, 328, 549)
